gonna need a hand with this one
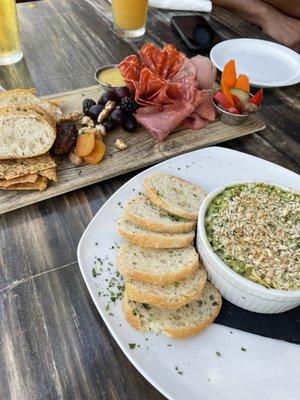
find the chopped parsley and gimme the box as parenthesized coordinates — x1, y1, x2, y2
(216, 351, 221, 357)
(175, 366, 183, 375)
(168, 213, 182, 222)
(241, 347, 246, 352)
(129, 343, 136, 349)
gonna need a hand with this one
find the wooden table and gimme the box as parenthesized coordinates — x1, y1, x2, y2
(0, 1, 299, 399)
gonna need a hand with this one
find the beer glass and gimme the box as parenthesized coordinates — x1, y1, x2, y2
(0, 0, 23, 65)
(111, 0, 149, 39)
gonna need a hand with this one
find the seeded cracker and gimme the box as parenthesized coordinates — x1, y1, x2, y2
(0, 173, 38, 188)
(2, 176, 48, 191)
(0, 154, 56, 180)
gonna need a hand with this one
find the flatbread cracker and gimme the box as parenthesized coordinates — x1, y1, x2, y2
(39, 168, 57, 182)
(0, 154, 56, 180)
(0, 173, 38, 188)
(2, 176, 48, 191)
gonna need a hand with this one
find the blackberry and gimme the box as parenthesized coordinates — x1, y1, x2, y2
(83, 98, 96, 115)
(120, 97, 138, 114)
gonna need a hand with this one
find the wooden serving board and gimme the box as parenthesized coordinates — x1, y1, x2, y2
(0, 85, 266, 215)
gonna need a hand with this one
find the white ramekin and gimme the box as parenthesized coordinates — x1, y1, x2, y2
(196, 181, 300, 314)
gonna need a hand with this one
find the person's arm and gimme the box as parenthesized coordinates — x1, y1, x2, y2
(213, 0, 270, 28)
(264, 0, 300, 19)
(212, 0, 300, 52)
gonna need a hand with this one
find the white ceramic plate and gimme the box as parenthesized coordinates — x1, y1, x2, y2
(77, 147, 300, 400)
(210, 38, 300, 87)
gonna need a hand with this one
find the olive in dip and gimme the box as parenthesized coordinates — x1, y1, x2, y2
(205, 183, 300, 290)
(97, 67, 125, 88)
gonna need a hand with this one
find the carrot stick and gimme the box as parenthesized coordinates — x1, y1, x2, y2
(235, 74, 250, 93)
(220, 81, 234, 107)
(220, 60, 237, 89)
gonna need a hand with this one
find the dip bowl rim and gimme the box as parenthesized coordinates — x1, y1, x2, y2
(94, 64, 127, 89)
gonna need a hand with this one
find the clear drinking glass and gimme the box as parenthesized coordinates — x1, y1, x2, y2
(111, 0, 149, 39)
(0, 0, 23, 65)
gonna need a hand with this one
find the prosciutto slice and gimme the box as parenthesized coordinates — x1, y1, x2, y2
(118, 43, 217, 141)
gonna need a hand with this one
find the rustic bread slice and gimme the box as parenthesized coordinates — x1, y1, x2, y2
(0, 111, 56, 159)
(0, 88, 62, 121)
(124, 194, 196, 233)
(123, 282, 222, 338)
(0, 104, 56, 129)
(144, 172, 206, 220)
(117, 217, 195, 248)
(117, 244, 199, 285)
(125, 268, 207, 309)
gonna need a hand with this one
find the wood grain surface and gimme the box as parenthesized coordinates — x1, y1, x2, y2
(0, 85, 265, 215)
(0, 1, 299, 400)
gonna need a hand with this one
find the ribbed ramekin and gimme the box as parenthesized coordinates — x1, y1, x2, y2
(196, 181, 300, 314)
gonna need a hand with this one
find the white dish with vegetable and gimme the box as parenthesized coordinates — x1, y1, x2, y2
(197, 181, 300, 313)
(210, 38, 300, 87)
(78, 147, 300, 400)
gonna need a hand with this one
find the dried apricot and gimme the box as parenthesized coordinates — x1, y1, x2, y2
(83, 139, 106, 164)
(76, 132, 95, 157)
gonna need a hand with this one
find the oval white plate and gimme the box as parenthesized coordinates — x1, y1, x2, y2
(77, 147, 300, 400)
(210, 38, 300, 87)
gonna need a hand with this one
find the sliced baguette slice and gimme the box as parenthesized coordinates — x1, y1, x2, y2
(117, 217, 194, 248)
(118, 244, 199, 285)
(125, 268, 207, 309)
(124, 194, 196, 233)
(123, 282, 222, 338)
(144, 172, 206, 220)
(0, 111, 56, 159)
(0, 88, 62, 121)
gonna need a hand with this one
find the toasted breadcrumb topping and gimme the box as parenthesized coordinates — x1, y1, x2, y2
(205, 183, 300, 290)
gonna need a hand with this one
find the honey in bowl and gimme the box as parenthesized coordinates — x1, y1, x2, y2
(97, 67, 125, 88)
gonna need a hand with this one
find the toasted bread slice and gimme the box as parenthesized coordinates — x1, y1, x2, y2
(124, 194, 196, 233)
(0, 110, 56, 159)
(117, 217, 195, 248)
(123, 282, 222, 338)
(0, 88, 62, 121)
(125, 268, 207, 309)
(144, 172, 206, 220)
(117, 244, 199, 285)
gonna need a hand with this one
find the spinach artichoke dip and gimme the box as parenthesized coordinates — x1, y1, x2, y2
(205, 183, 300, 290)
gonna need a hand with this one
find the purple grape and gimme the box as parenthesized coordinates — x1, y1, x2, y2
(110, 108, 126, 125)
(122, 115, 138, 133)
(82, 98, 96, 115)
(115, 86, 130, 101)
(89, 104, 104, 120)
(98, 90, 117, 105)
(103, 118, 116, 132)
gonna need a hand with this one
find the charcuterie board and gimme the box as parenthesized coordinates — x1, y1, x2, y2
(0, 84, 265, 215)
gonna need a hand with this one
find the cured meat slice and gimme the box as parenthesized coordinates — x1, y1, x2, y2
(194, 94, 216, 122)
(140, 43, 186, 80)
(136, 103, 194, 142)
(182, 113, 208, 130)
(134, 69, 167, 107)
(190, 55, 216, 90)
(119, 55, 143, 91)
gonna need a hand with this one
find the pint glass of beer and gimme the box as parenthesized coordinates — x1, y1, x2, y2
(111, 0, 149, 39)
(0, 0, 23, 65)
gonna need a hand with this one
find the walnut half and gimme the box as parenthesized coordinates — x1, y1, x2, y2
(115, 139, 128, 150)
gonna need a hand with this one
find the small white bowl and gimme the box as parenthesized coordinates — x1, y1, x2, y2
(196, 180, 300, 314)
